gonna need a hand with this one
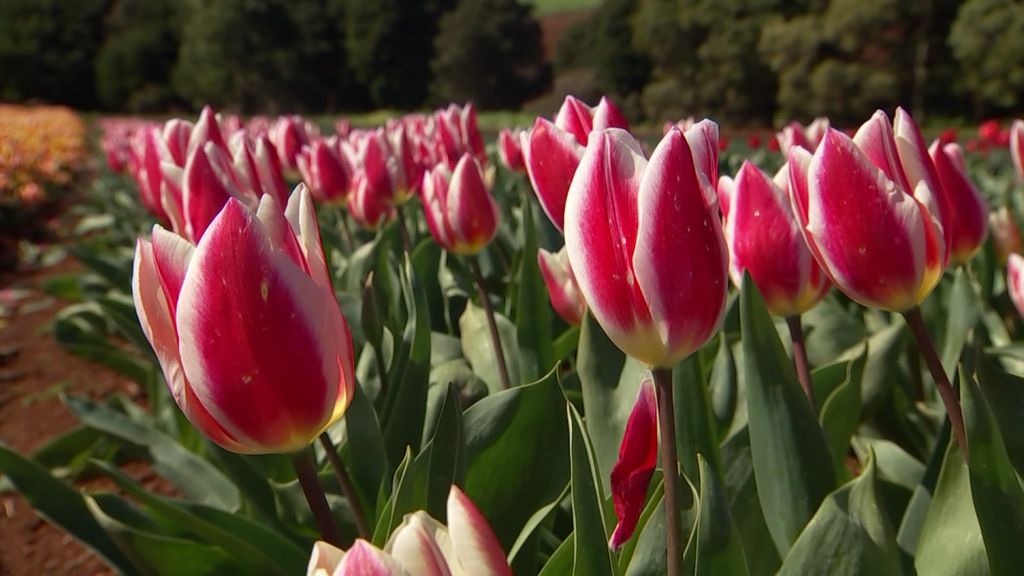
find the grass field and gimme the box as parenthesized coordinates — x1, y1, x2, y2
(526, 0, 600, 16)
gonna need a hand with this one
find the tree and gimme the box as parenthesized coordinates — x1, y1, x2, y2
(949, 0, 1024, 115)
(431, 0, 551, 110)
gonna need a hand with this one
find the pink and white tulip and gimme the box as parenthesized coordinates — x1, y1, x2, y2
(929, 140, 988, 265)
(132, 187, 355, 454)
(496, 128, 525, 173)
(421, 154, 500, 255)
(564, 123, 727, 368)
(720, 161, 830, 317)
(231, 133, 289, 207)
(1008, 254, 1024, 319)
(788, 109, 948, 313)
(776, 117, 830, 156)
(348, 172, 396, 231)
(298, 139, 352, 205)
(537, 247, 587, 326)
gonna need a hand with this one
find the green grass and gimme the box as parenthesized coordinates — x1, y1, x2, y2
(525, 0, 600, 16)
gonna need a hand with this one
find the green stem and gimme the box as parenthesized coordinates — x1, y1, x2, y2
(468, 257, 511, 390)
(785, 315, 816, 411)
(337, 209, 355, 253)
(653, 367, 681, 576)
(396, 204, 412, 253)
(318, 434, 372, 539)
(902, 307, 968, 460)
(290, 447, 344, 547)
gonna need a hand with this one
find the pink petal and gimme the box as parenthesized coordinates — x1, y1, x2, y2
(1008, 254, 1024, 319)
(593, 96, 630, 132)
(609, 376, 658, 551)
(683, 120, 720, 197)
(422, 166, 453, 250)
(254, 137, 289, 205)
(633, 128, 729, 367)
(335, 540, 410, 576)
(182, 144, 237, 243)
(931, 141, 988, 265)
(523, 118, 585, 232)
(188, 106, 226, 158)
(460, 103, 486, 165)
(163, 119, 192, 167)
(385, 512, 454, 576)
(497, 129, 524, 172)
(446, 155, 499, 255)
(716, 175, 734, 220)
(447, 486, 512, 576)
(853, 111, 912, 193)
(554, 96, 594, 145)
(537, 248, 587, 327)
(255, 194, 309, 275)
(564, 128, 657, 364)
(175, 199, 344, 453)
(895, 108, 951, 263)
(1010, 120, 1024, 181)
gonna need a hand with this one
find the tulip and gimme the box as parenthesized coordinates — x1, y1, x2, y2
(306, 486, 512, 576)
(537, 247, 587, 326)
(231, 133, 289, 206)
(721, 161, 830, 317)
(1008, 253, 1024, 320)
(421, 154, 500, 256)
(564, 123, 726, 369)
(132, 186, 355, 455)
(991, 206, 1022, 264)
(608, 376, 657, 550)
(1010, 120, 1024, 182)
(188, 106, 228, 158)
(163, 119, 193, 167)
(776, 117, 829, 155)
(298, 139, 352, 205)
(272, 115, 316, 171)
(788, 109, 948, 313)
(182, 141, 254, 243)
(496, 128, 525, 172)
(524, 96, 630, 231)
(929, 140, 988, 265)
(348, 172, 396, 231)
(363, 129, 410, 206)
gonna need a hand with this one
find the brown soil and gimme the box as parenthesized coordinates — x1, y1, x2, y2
(0, 253, 155, 575)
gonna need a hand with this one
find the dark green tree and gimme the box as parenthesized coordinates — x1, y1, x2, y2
(949, 0, 1024, 115)
(431, 0, 551, 110)
(0, 0, 109, 108)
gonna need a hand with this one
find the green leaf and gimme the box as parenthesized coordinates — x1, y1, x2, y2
(86, 493, 236, 576)
(624, 477, 698, 576)
(92, 461, 306, 576)
(962, 368, 1024, 575)
(740, 274, 836, 556)
(538, 533, 575, 576)
(515, 198, 555, 380)
(817, 345, 867, 481)
(459, 300, 522, 393)
(462, 369, 569, 552)
(0, 443, 137, 574)
(720, 431, 780, 576)
(941, 268, 981, 376)
(914, 442, 988, 576)
(507, 484, 569, 563)
(576, 312, 648, 492)
(338, 382, 388, 521)
(674, 353, 721, 481)
(424, 383, 466, 522)
(65, 396, 240, 511)
(411, 238, 447, 332)
(858, 322, 907, 413)
(694, 454, 749, 576)
(976, 354, 1024, 476)
(567, 403, 614, 576)
(53, 303, 156, 385)
(708, 334, 738, 439)
(777, 450, 901, 576)
(801, 295, 867, 366)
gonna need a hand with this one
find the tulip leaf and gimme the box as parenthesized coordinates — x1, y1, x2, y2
(0, 443, 137, 575)
(694, 454, 749, 576)
(411, 238, 448, 332)
(64, 395, 240, 511)
(507, 483, 570, 563)
(576, 312, 648, 492)
(53, 303, 157, 386)
(674, 352, 721, 481)
(708, 334, 738, 440)
(459, 300, 522, 393)
(424, 383, 465, 522)
(720, 430, 780, 576)
(371, 449, 418, 545)
(86, 493, 236, 575)
(777, 450, 901, 576)
(538, 534, 575, 576)
(962, 367, 1024, 575)
(381, 256, 431, 463)
(857, 322, 907, 413)
(941, 268, 981, 376)
(740, 274, 837, 556)
(91, 460, 307, 576)
(338, 382, 389, 522)
(515, 198, 555, 380)
(567, 403, 615, 576)
(206, 445, 284, 530)
(976, 354, 1024, 476)
(914, 437, 987, 575)
(816, 345, 867, 481)
(801, 295, 868, 366)
(462, 368, 569, 552)
(624, 474, 698, 576)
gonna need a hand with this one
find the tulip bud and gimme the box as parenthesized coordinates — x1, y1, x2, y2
(162, 119, 193, 167)
(1008, 253, 1024, 320)
(297, 139, 352, 205)
(721, 161, 829, 317)
(348, 172, 395, 230)
(609, 376, 658, 550)
(421, 155, 500, 255)
(537, 247, 587, 326)
(991, 206, 1022, 264)
(564, 124, 728, 368)
(496, 128, 525, 172)
(788, 109, 947, 313)
(929, 141, 988, 265)
(182, 142, 252, 243)
(187, 106, 227, 159)
(132, 187, 355, 454)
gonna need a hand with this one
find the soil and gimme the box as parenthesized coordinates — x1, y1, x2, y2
(0, 247, 174, 575)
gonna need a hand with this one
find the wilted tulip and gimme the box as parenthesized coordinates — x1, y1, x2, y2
(132, 187, 355, 454)
(524, 96, 630, 231)
(564, 123, 727, 368)
(1008, 253, 1024, 319)
(608, 377, 657, 550)
(297, 139, 352, 205)
(537, 247, 587, 326)
(991, 206, 1022, 264)
(720, 161, 829, 317)
(496, 128, 525, 172)
(421, 154, 500, 255)
(929, 140, 988, 265)
(788, 109, 948, 313)
(307, 486, 511, 576)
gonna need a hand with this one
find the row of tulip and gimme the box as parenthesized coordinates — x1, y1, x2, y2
(0, 104, 87, 205)
(6, 96, 1024, 575)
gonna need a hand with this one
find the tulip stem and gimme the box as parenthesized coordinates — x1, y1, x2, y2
(290, 448, 344, 547)
(318, 433, 372, 539)
(338, 210, 355, 253)
(653, 366, 681, 576)
(785, 315, 817, 411)
(396, 205, 412, 253)
(468, 257, 511, 390)
(902, 307, 968, 460)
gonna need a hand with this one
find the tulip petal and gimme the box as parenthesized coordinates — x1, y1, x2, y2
(537, 248, 586, 327)
(256, 194, 309, 275)
(385, 512, 455, 576)
(1011, 120, 1024, 181)
(524, 118, 585, 231)
(335, 540, 410, 576)
(1008, 254, 1024, 320)
(176, 199, 341, 452)
(634, 128, 728, 367)
(447, 486, 512, 576)
(683, 120, 720, 198)
(183, 144, 236, 242)
(447, 155, 499, 255)
(150, 225, 194, 315)
(308, 541, 346, 576)
(555, 96, 594, 145)
(931, 141, 988, 264)
(609, 376, 658, 550)
(285, 184, 333, 291)
(853, 111, 912, 193)
(564, 128, 658, 364)
(593, 96, 630, 133)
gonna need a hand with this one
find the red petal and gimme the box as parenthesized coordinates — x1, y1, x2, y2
(609, 376, 658, 550)
(524, 118, 584, 231)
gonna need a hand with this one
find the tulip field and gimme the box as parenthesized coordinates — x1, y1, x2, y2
(3, 96, 1024, 576)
